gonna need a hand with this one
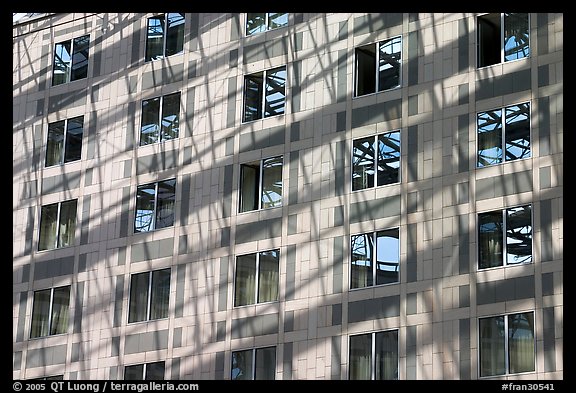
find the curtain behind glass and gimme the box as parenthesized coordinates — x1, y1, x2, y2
(39, 203, 58, 251)
(145, 361, 166, 380)
(375, 330, 398, 380)
(140, 97, 160, 145)
(46, 120, 65, 167)
(146, 16, 165, 61)
(71, 35, 89, 81)
(477, 109, 503, 167)
(378, 37, 402, 91)
(53, 41, 71, 86)
(349, 334, 372, 380)
(255, 347, 276, 380)
(377, 131, 400, 186)
(150, 269, 170, 320)
(504, 13, 530, 62)
(129, 272, 150, 323)
(232, 350, 253, 379)
(351, 233, 373, 288)
(135, 183, 156, 232)
(352, 137, 375, 191)
(58, 200, 77, 248)
(479, 316, 506, 377)
(50, 286, 70, 335)
(64, 116, 84, 163)
(235, 254, 257, 306)
(240, 163, 259, 212)
(124, 364, 144, 380)
(508, 312, 535, 374)
(505, 103, 530, 161)
(258, 250, 279, 303)
(161, 93, 180, 142)
(30, 289, 51, 338)
(261, 156, 283, 209)
(156, 179, 176, 229)
(165, 13, 185, 57)
(478, 211, 503, 268)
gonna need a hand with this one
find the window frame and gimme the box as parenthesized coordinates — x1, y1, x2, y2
(348, 329, 399, 380)
(145, 13, 185, 62)
(128, 268, 171, 324)
(477, 204, 533, 270)
(233, 249, 280, 307)
(231, 346, 277, 380)
(38, 199, 77, 251)
(476, 13, 531, 69)
(124, 361, 166, 380)
(134, 178, 176, 233)
(353, 36, 403, 98)
(351, 130, 401, 192)
(139, 92, 181, 146)
(478, 311, 536, 378)
(350, 228, 400, 290)
(245, 13, 288, 36)
(45, 115, 84, 167)
(476, 101, 531, 168)
(238, 155, 284, 213)
(30, 285, 71, 339)
(241, 66, 287, 123)
(52, 34, 90, 86)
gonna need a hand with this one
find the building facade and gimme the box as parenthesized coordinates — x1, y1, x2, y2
(12, 13, 563, 380)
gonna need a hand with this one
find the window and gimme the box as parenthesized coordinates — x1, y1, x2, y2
(38, 199, 77, 251)
(128, 269, 170, 323)
(349, 330, 398, 380)
(246, 13, 288, 35)
(45, 116, 84, 167)
(479, 312, 535, 377)
(351, 229, 399, 289)
(478, 205, 532, 269)
(125, 361, 165, 380)
(243, 66, 286, 122)
(134, 179, 176, 233)
(354, 36, 402, 97)
(477, 13, 530, 68)
(30, 286, 71, 338)
(234, 250, 279, 307)
(352, 130, 400, 191)
(30, 376, 64, 381)
(477, 102, 530, 167)
(52, 35, 90, 86)
(145, 13, 185, 61)
(231, 347, 276, 380)
(239, 156, 283, 213)
(140, 92, 181, 146)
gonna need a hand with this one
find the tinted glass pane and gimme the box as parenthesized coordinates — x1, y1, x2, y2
(31, 289, 51, 338)
(504, 13, 530, 62)
(478, 13, 502, 67)
(246, 13, 266, 36)
(255, 347, 276, 380)
(71, 35, 89, 81)
(479, 316, 506, 377)
(505, 103, 530, 161)
(377, 131, 400, 186)
(155, 179, 175, 229)
(161, 93, 180, 142)
(39, 203, 58, 251)
(135, 183, 156, 233)
(349, 334, 372, 380)
(261, 156, 283, 209)
(50, 286, 70, 335)
(44, 376, 64, 380)
(140, 97, 161, 146)
(351, 233, 373, 289)
(125, 364, 144, 380)
(258, 250, 279, 303)
(146, 16, 165, 61)
(145, 361, 165, 380)
(268, 13, 288, 29)
(53, 40, 71, 86)
(235, 254, 257, 306)
(378, 36, 402, 91)
(478, 211, 503, 269)
(64, 116, 84, 163)
(165, 13, 185, 57)
(129, 272, 150, 323)
(46, 120, 65, 167)
(232, 350, 253, 379)
(376, 229, 399, 285)
(355, 44, 376, 96)
(58, 199, 77, 248)
(508, 312, 535, 374)
(150, 269, 170, 320)
(243, 73, 263, 122)
(264, 67, 286, 118)
(352, 137, 375, 191)
(375, 330, 398, 380)
(506, 205, 532, 265)
(239, 162, 259, 212)
(477, 109, 503, 167)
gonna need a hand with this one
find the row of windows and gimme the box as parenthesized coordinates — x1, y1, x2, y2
(27, 311, 536, 379)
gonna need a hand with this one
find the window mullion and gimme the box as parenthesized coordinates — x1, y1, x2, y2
(143, 363, 148, 379)
(55, 202, 62, 249)
(47, 288, 55, 335)
(502, 209, 507, 267)
(374, 135, 378, 188)
(502, 105, 507, 163)
(500, 13, 505, 64)
(255, 253, 260, 304)
(252, 348, 257, 379)
(159, 95, 164, 143)
(371, 332, 376, 380)
(372, 231, 377, 286)
(265, 13, 269, 31)
(68, 39, 74, 82)
(163, 14, 168, 59)
(147, 271, 153, 321)
(261, 70, 267, 121)
(152, 182, 158, 230)
(375, 42, 379, 93)
(504, 314, 510, 375)
(62, 119, 68, 164)
(258, 159, 264, 210)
